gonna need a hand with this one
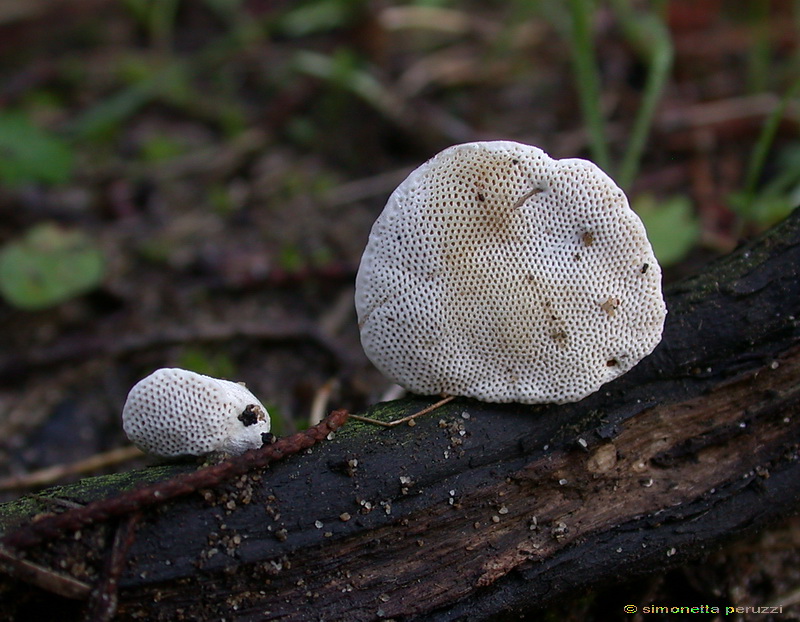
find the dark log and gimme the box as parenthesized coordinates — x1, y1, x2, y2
(0, 211, 799, 621)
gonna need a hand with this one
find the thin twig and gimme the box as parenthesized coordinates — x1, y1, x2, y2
(0, 545, 92, 600)
(0, 410, 350, 551)
(0, 446, 144, 492)
(309, 379, 338, 426)
(84, 513, 141, 622)
(351, 396, 456, 428)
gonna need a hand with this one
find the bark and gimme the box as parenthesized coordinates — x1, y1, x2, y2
(1, 212, 799, 622)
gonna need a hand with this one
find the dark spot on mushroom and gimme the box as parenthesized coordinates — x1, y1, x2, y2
(606, 359, 618, 367)
(582, 231, 594, 247)
(477, 192, 485, 202)
(238, 404, 260, 427)
(551, 329, 568, 346)
(601, 297, 620, 316)
(641, 263, 649, 274)
(261, 432, 275, 445)
(511, 159, 519, 164)
(574, 252, 581, 261)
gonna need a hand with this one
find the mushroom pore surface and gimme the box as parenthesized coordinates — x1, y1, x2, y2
(355, 141, 667, 404)
(122, 368, 271, 457)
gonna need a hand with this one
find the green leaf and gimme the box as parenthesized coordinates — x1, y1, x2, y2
(729, 141, 800, 227)
(0, 112, 73, 187)
(68, 81, 155, 142)
(275, 0, 355, 37)
(278, 244, 304, 272)
(632, 194, 700, 266)
(728, 192, 797, 228)
(0, 223, 105, 310)
(178, 347, 236, 379)
(140, 134, 186, 163)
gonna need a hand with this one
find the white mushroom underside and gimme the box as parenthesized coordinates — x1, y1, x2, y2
(355, 141, 667, 404)
(122, 368, 270, 457)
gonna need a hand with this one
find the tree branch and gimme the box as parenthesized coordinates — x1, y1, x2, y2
(1, 212, 799, 621)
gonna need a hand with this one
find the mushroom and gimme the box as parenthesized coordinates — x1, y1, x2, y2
(122, 368, 271, 457)
(354, 140, 667, 404)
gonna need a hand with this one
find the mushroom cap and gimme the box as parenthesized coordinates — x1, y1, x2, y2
(355, 141, 667, 404)
(122, 368, 271, 457)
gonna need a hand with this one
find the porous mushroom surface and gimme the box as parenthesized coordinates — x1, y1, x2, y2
(122, 368, 271, 457)
(355, 140, 667, 404)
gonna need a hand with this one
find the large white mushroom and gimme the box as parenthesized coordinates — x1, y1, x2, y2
(355, 141, 667, 404)
(122, 368, 271, 457)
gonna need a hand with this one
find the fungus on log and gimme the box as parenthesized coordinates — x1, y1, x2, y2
(355, 141, 667, 404)
(122, 368, 271, 458)
(0, 211, 799, 622)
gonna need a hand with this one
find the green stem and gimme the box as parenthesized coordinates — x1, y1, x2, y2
(740, 77, 800, 222)
(746, 1, 771, 94)
(151, 0, 180, 57)
(567, 0, 611, 172)
(610, 0, 673, 189)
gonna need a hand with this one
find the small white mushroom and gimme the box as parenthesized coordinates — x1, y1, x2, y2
(354, 140, 667, 404)
(122, 368, 271, 457)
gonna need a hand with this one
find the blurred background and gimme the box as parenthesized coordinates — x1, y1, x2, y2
(0, 0, 798, 617)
